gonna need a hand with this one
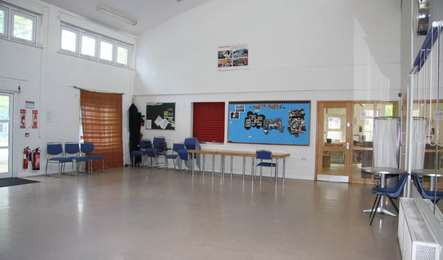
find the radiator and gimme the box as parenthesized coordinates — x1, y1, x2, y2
(398, 198, 443, 260)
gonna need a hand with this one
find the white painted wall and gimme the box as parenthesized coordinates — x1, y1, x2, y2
(134, 0, 402, 180)
(0, 0, 136, 177)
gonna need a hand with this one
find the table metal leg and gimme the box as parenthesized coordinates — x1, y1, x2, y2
(212, 154, 215, 176)
(275, 159, 279, 183)
(251, 157, 255, 181)
(230, 156, 234, 178)
(242, 156, 246, 178)
(283, 158, 286, 183)
(362, 174, 396, 216)
(221, 155, 225, 178)
(202, 154, 205, 175)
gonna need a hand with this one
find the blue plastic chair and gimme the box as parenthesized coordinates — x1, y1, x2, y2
(166, 143, 185, 169)
(256, 150, 277, 182)
(153, 137, 168, 166)
(80, 142, 105, 173)
(184, 137, 200, 150)
(369, 174, 408, 225)
(412, 174, 443, 204)
(46, 143, 73, 176)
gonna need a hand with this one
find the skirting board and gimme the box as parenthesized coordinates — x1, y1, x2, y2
(317, 174, 349, 183)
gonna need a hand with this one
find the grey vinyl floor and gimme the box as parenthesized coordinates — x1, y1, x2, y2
(0, 168, 401, 260)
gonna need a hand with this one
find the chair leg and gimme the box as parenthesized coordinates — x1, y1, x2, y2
(388, 197, 399, 213)
(370, 195, 381, 225)
(260, 167, 263, 183)
(45, 160, 49, 176)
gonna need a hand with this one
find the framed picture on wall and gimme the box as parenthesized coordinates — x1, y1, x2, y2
(146, 103, 176, 130)
(218, 44, 248, 70)
(227, 101, 311, 145)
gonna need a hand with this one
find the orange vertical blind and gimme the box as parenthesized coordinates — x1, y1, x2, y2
(80, 90, 123, 170)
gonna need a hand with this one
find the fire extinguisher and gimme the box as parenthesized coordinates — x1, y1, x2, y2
(23, 146, 31, 170)
(32, 148, 40, 171)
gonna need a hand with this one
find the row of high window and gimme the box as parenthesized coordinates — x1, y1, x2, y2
(0, 3, 132, 68)
(60, 23, 131, 67)
(0, 4, 37, 44)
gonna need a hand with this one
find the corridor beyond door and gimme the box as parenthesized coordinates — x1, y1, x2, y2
(0, 95, 11, 178)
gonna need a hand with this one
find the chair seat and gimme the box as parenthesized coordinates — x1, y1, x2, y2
(257, 162, 276, 167)
(75, 156, 90, 162)
(49, 157, 73, 163)
(166, 154, 178, 159)
(85, 155, 104, 161)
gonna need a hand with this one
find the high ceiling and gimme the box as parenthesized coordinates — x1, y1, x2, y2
(41, 0, 211, 35)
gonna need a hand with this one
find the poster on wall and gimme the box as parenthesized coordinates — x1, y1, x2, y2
(218, 44, 248, 70)
(20, 109, 26, 128)
(146, 103, 175, 130)
(32, 110, 38, 129)
(228, 101, 311, 145)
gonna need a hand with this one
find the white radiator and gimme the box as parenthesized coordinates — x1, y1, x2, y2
(398, 198, 443, 260)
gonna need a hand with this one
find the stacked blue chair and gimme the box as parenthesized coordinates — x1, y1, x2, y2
(166, 143, 186, 169)
(369, 174, 408, 225)
(153, 137, 168, 166)
(412, 174, 443, 204)
(45, 143, 74, 176)
(80, 142, 105, 173)
(64, 142, 81, 173)
(256, 150, 277, 182)
(184, 138, 200, 170)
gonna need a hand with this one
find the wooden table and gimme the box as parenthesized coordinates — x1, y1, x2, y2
(187, 148, 290, 182)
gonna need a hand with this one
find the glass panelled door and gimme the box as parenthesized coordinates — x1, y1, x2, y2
(316, 102, 352, 182)
(0, 95, 11, 178)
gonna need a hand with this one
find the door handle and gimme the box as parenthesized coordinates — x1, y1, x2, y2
(346, 142, 350, 150)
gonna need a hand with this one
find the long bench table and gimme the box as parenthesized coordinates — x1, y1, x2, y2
(187, 148, 290, 182)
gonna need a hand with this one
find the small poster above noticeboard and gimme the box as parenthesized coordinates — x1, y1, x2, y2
(146, 103, 175, 130)
(218, 44, 248, 70)
(228, 101, 311, 145)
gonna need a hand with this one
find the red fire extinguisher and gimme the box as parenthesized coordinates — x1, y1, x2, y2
(32, 148, 40, 171)
(23, 146, 31, 170)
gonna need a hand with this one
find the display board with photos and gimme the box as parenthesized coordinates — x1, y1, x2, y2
(228, 101, 311, 145)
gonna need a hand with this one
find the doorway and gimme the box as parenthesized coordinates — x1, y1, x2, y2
(0, 94, 12, 178)
(316, 101, 398, 183)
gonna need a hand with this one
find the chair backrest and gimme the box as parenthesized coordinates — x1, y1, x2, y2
(140, 140, 152, 149)
(65, 143, 80, 155)
(173, 143, 185, 152)
(153, 137, 167, 152)
(256, 150, 272, 160)
(80, 142, 95, 154)
(176, 148, 188, 161)
(412, 174, 431, 199)
(389, 174, 408, 197)
(184, 137, 199, 150)
(47, 143, 63, 156)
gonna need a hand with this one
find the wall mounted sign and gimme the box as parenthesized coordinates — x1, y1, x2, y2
(20, 109, 26, 128)
(146, 103, 176, 130)
(25, 101, 35, 109)
(32, 110, 38, 129)
(228, 101, 311, 145)
(218, 44, 248, 70)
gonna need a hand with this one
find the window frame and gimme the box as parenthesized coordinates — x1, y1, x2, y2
(10, 9, 37, 44)
(58, 22, 134, 68)
(115, 45, 130, 66)
(98, 39, 114, 63)
(60, 26, 79, 54)
(0, 6, 8, 38)
(79, 32, 98, 59)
